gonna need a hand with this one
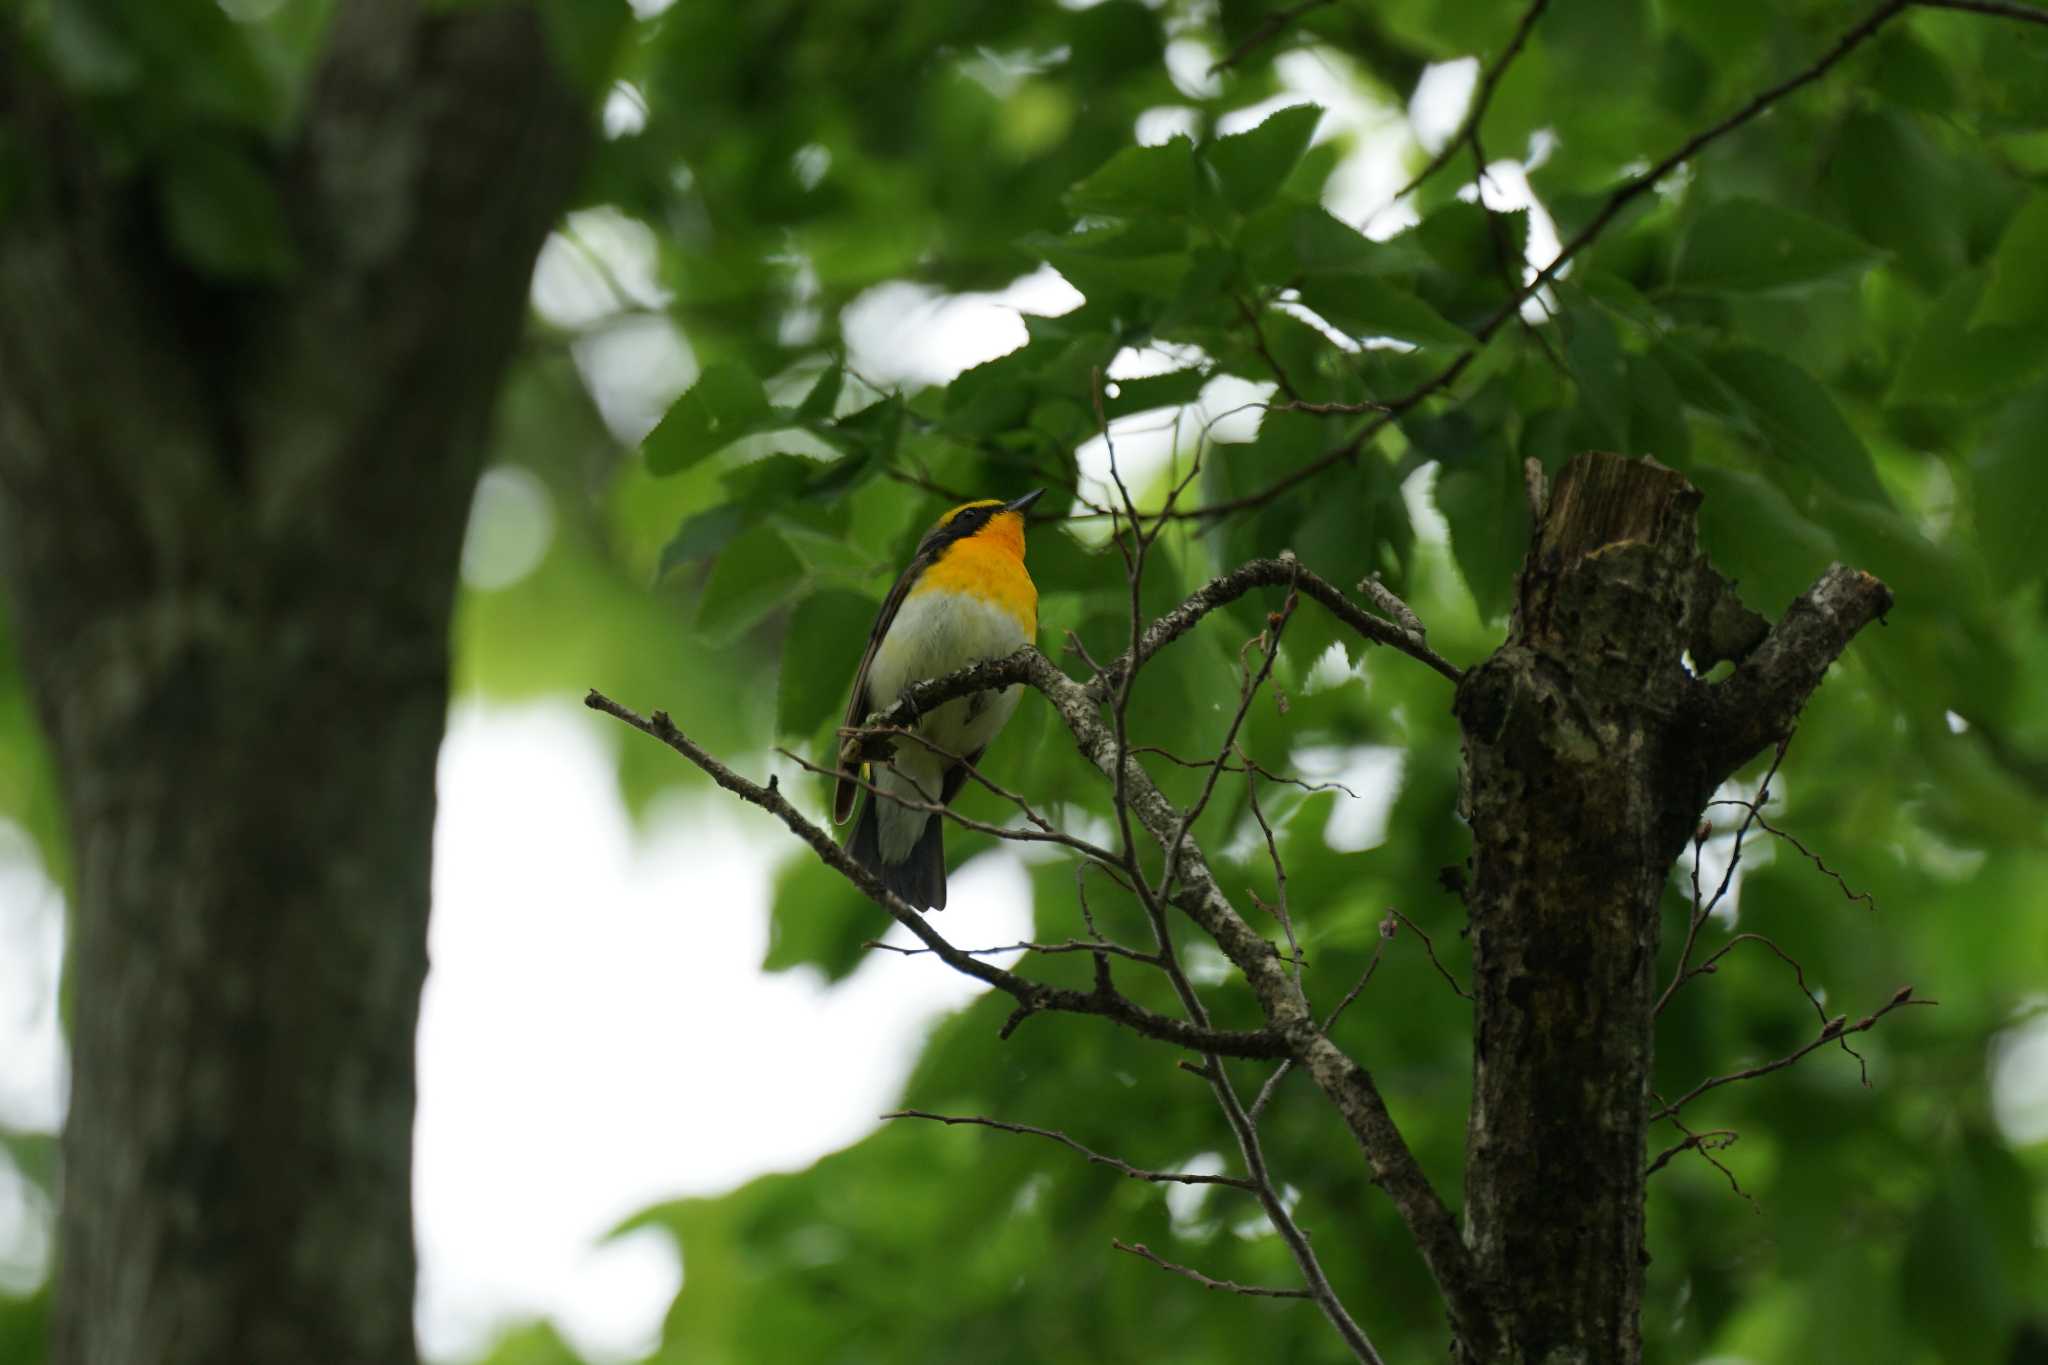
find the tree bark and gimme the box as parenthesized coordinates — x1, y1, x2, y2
(1453, 453, 1890, 1363)
(0, 7, 589, 1363)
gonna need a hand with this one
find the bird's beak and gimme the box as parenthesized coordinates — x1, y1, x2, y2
(1005, 489, 1046, 515)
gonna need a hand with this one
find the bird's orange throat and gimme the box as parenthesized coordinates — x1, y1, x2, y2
(910, 516, 1037, 630)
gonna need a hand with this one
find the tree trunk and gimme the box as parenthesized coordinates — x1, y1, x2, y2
(0, 8, 589, 1362)
(1453, 453, 1890, 1362)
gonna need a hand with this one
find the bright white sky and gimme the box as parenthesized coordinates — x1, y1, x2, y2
(3, 39, 2045, 1365)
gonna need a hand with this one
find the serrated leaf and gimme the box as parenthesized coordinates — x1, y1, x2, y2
(1240, 202, 1387, 284)
(1673, 197, 1877, 294)
(694, 524, 806, 643)
(1066, 136, 1195, 218)
(642, 362, 779, 475)
(1293, 274, 1472, 349)
(779, 589, 880, 736)
(157, 140, 296, 281)
(1204, 104, 1322, 213)
(1970, 192, 2048, 329)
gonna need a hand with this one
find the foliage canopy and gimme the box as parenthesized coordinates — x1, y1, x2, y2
(4, 0, 2048, 1360)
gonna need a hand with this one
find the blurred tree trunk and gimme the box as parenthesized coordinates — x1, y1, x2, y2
(1452, 453, 1886, 1362)
(0, 8, 589, 1364)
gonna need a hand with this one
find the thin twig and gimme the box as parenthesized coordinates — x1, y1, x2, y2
(1650, 986, 1931, 1122)
(1384, 0, 1553, 207)
(1112, 1241, 1315, 1298)
(1243, 760, 1303, 989)
(864, 937, 1161, 965)
(1655, 736, 1791, 1017)
(1385, 908, 1472, 1000)
(1914, 0, 2048, 23)
(1251, 918, 1394, 1121)
(1704, 799, 1877, 910)
(1208, 0, 1337, 74)
(885, 1110, 1256, 1188)
(1188, 0, 1914, 521)
(584, 691, 1288, 1059)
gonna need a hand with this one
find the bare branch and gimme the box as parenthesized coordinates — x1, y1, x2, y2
(583, 690, 1288, 1060)
(1208, 0, 1337, 74)
(1650, 986, 1932, 1122)
(885, 1110, 1256, 1189)
(1914, 0, 2048, 23)
(1656, 736, 1790, 1017)
(1097, 555, 1461, 689)
(1644, 1122, 1752, 1209)
(1385, 908, 1472, 1001)
(1187, 0, 1914, 520)
(1384, 0, 1553, 207)
(863, 937, 1161, 966)
(1112, 1240, 1315, 1299)
(1704, 799, 1877, 910)
(1251, 917, 1395, 1121)
(1710, 565, 1896, 764)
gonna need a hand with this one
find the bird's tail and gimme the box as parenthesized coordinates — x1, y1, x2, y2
(847, 794, 947, 911)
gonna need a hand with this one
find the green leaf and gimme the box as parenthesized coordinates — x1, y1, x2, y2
(763, 847, 883, 981)
(797, 358, 844, 421)
(157, 140, 296, 281)
(1240, 202, 1384, 283)
(1692, 465, 1838, 613)
(1704, 347, 1889, 505)
(1562, 297, 1629, 448)
(1970, 192, 2048, 329)
(1893, 269, 2048, 407)
(1204, 104, 1322, 214)
(779, 589, 879, 737)
(1673, 197, 1877, 294)
(1971, 380, 2048, 585)
(1433, 445, 1524, 622)
(1293, 275, 1473, 349)
(694, 524, 806, 643)
(1065, 136, 1196, 218)
(658, 503, 749, 576)
(642, 363, 779, 476)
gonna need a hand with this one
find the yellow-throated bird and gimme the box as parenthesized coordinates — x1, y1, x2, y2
(834, 490, 1043, 910)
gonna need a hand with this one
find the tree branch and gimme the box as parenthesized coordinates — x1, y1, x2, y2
(1384, 0, 1552, 207)
(583, 691, 1288, 1060)
(1709, 565, 1895, 765)
(594, 555, 1494, 1349)
(1650, 986, 1930, 1122)
(1208, 0, 1338, 74)
(1111, 1241, 1315, 1299)
(885, 1110, 1256, 1189)
(1187, 0, 1915, 521)
(1914, 0, 2048, 23)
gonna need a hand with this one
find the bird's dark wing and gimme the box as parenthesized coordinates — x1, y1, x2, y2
(834, 546, 934, 824)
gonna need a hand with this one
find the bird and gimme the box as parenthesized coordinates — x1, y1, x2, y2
(834, 489, 1043, 910)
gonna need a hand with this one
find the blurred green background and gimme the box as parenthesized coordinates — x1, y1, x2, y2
(4, 0, 2048, 1360)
